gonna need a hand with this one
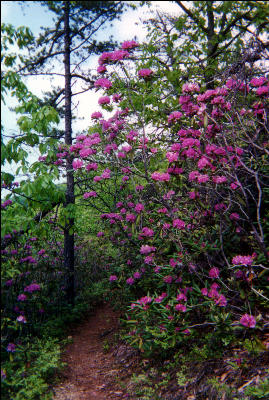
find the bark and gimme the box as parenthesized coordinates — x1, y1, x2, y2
(205, 1, 217, 89)
(63, 1, 75, 306)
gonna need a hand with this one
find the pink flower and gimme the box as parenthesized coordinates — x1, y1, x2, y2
(138, 68, 153, 78)
(230, 213, 240, 221)
(97, 231, 104, 237)
(122, 175, 129, 182)
(91, 111, 103, 119)
(213, 176, 227, 184)
(135, 203, 144, 213)
(201, 288, 208, 296)
(17, 294, 27, 301)
(250, 77, 267, 87)
(189, 191, 198, 200)
(133, 272, 141, 279)
(151, 172, 170, 181)
(121, 40, 139, 50)
(166, 152, 178, 162)
(97, 65, 107, 74)
(173, 219, 185, 229)
(110, 49, 129, 61)
(83, 191, 97, 199)
(230, 182, 239, 190)
(109, 275, 118, 282)
(215, 294, 227, 307)
(176, 293, 187, 302)
(189, 170, 199, 181)
(101, 168, 111, 179)
(182, 82, 200, 93)
(86, 162, 98, 171)
(24, 283, 40, 293)
(232, 255, 253, 265)
(163, 275, 173, 284)
(240, 314, 256, 328)
(17, 315, 27, 323)
(126, 213, 136, 223)
(175, 303, 187, 312)
(72, 159, 84, 169)
(209, 267, 220, 278)
(94, 78, 112, 89)
(144, 255, 154, 265)
(256, 85, 269, 96)
(79, 148, 94, 158)
(197, 174, 209, 183)
(126, 277, 135, 285)
(112, 93, 121, 102)
(140, 245, 156, 254)
(7, 343, 16, 352)
(98, 96, 110, 105)
(168, 111, 183, 123)
(198, 157, 211, 169)
(138, 296, 152, 306)
(140, 227, 154, 237)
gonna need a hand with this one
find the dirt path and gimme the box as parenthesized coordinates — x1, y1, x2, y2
(52, 303, 136, 400)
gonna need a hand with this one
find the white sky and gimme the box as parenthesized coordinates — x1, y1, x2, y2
(1, 1, 181, 180)
(1, 1, 180, 131)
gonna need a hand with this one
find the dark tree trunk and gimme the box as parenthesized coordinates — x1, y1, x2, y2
(205, 1, 217, 90)
(63, 1, 75, 306)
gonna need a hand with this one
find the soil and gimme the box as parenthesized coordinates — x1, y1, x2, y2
(52, 303, 139, 400)
(52, 302, 269, 400)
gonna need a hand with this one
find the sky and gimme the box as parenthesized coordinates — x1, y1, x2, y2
(1, 1, 181, 181)
(1, 1, 180, 131)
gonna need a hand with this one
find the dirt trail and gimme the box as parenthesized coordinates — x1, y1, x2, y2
(52, 303, 134, 400)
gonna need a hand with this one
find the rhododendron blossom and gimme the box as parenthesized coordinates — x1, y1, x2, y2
(138, 68, 153, 78)
(151, 172, 171, 181)
(94, 78, 112, 89)
(182, 82, 200, 93)
(72, 159, 83, 169)
(209, 267, 220, 278)
(86, 162, 98, 171)
(135, 203, 144, 213)
(126, 213, 136, 223)
(166, 152, 178, 162)
(24, 283, 40, 293)
(230, 213, 240, 221)
(173, 219, 185, 229)
(163, 275, 173, 284)
(240, 314, 256, 328)
(98, 96, 110, 105)
(17, 294, 27, 301)
(175, 303, 187, 312)
(140, 227, 154, 237)
(121, 40, 139, 50)
(168, 111, 183, 123)
(133, 272, 141, 279)
(83, 191, 97, 199)
(197, 174, 209, 183)
(91, 111, 103, 119)
(232, 255, 253, 265)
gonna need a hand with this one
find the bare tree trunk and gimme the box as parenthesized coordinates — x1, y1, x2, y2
(63, 1, 75, 306)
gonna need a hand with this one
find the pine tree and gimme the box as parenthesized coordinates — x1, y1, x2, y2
(15, 0, 130, 305)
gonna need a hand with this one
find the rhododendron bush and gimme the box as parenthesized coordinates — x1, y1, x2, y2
(53, 39, 268, 353)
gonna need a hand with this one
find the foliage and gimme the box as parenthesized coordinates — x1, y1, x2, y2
(47, 4, 268, 356)
(1, 336, 62, 400)
(1, 2, 269, 398)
